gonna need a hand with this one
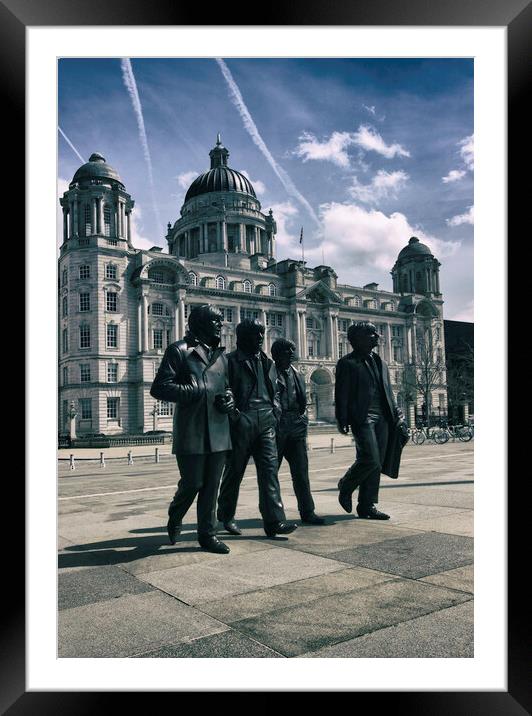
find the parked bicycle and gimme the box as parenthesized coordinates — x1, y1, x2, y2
(437, 422, 474, 443)
(409, 423, 448, 445)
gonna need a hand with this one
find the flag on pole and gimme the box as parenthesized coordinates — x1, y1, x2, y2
(299, 227, 303, 244)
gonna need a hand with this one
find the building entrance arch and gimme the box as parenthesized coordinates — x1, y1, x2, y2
(308, 367, 334, 422)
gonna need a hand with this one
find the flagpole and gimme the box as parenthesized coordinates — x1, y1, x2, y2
(300, 226, 304, 263)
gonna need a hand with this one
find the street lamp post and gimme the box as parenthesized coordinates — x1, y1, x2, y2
(69, 401, 77, 441)
(150, 402, 159, 432)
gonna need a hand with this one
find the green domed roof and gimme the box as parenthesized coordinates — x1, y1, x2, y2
(183, 135, 256, 202)
(398, 236, 433, 260)
(71, 153, 123, 186)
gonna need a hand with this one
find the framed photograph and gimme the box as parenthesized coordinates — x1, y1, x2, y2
(10, 0, 524, 708)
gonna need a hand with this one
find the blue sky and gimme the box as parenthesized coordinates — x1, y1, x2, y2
(58, 57, 474, 321)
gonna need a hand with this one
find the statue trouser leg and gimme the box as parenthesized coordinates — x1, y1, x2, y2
(281, 435, 315, 518)
(339, 415, 389, 508)
(173, 452, 228, 536)
(253, 411, 286, 526)
(217, 426, 252, 523)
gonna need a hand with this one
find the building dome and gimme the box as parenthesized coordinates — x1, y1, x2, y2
(183, 135, 256, 202)
(71, 152, 123, 186)
(398, 236, 433, 260)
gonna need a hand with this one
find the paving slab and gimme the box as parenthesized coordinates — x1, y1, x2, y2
(137, 629, 284, 658)
(57, 512, 167, 543)
(59, 565, 155, 610)
(138, 547, 349, 605)
(59, 591, 228, 658)
(231, 579, 471, 657)
(382, 503, 469, 527)
(407, 510, 473, 537)
(120, 539, 277, 575)
(272, 520, 420, 556)
(380, 486, 474, 510)
(302, 600, 474, 658)
(198, 567, 398, 623)
(328, 532, 473, 579)
(421, 564, 474, 593)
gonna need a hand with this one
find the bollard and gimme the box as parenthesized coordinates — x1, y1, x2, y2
(70, 454, 75, 471)
(100, 452, 105, 468)
(155, 447, 160, 463)
(128, 450, 133, 465)
(330, 437, 335, 454)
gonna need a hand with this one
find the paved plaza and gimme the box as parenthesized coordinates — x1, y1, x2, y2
(58, 437, 474, 659)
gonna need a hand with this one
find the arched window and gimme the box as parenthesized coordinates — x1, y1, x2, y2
(188, 271, 197, 286)
(268, 283, 276, 297)
(243, 280, 252, 293)
(216, 275, 226, 291)
(353, 295, 362, 307)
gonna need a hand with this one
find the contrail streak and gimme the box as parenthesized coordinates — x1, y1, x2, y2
(58, 126, 85, 163)
(215, 58, 321, 229)
(120, 58, 164, 239)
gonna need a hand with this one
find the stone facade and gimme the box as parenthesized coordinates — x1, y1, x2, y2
(58, 140, 448, 436)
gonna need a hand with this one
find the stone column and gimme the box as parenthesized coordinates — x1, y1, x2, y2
(239, 224, 245, 252)
(63, 209, 68, 242)
(332, 314, 339, 360)
(216, 222, 221, 252)
(222, 220, 228, 252)
(121, 202, 126, 239)
(98, 197, 104, 235)
(386, 323, 392, 362)
(301, 311, 307, 360)
(137, 298, 143, 352)
(91, 198, 97, 236)
(142, 294, 149, 352)
(179, 295, 186, 337)
(294, 311, 301, 357)
(127, 211, 132, 243)
(411, 319, 417, 363)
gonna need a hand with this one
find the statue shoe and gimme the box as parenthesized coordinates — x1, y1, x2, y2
(301, 513, 326, 525)
(356, 505, 390, 520)
(337, 481, 353, 514)
(222, 520, 242, 536)
(264, 521, 298, 538)
(167, 517, 181, 545)
(198, 535, 230, 554)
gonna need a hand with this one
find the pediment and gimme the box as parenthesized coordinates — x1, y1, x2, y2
(297, 280, 342, 304)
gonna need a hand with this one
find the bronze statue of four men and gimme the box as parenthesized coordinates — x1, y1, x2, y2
(151, 305, 408, 554)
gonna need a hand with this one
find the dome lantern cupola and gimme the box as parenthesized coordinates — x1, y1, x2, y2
(209, 133, 230, 169)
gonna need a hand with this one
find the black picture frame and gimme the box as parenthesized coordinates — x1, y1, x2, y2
(9, 0, 525, 710)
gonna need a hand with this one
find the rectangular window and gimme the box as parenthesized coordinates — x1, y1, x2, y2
(62, 268, 68, 287)
(107, 397, 119, 419)
(393, 345, 402, 363)
(277, 314, 283, 327)
(308, 344, 314, 357)
(80, 364, 91, 382)
(79, 293, 90, 312)
(226, 308, 233, 323)
(79, 265, 90, 280)
(79, 398, 92, 420)
(62, 296, 68, 317)
(107, 363, 118, 383)
(151, 271, 164, 283)
(438, 393, 445, 407)
(104, 206, 111, 236)
(153, 329, 163, 350)
(62, 366, 68, 385)
(84, 205, 91, 236)
(105, 264, 117, 280)
(338, 343, 344, 358)
(80, 325, 90, 349)
(62, 328, 68, 354)
(106, 292, 117, 312)
(106, 324, 118, 349)
(166, 330, 172, 348)
(157, 400, 174, 417)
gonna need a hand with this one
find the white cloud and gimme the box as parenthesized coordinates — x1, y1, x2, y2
(459, 134, 474, 171)
(442, 169, 466, 184)
(292, 125, 408, 168)
(176, 171, 198, 190)
(362, 104, 376, 116)
(349, 170, 409, 204)
(447, 205, 474, 227)
(352, 125, 410, 159)
(130, 204, 162, 250)
(449, 299, 474, 322)
(269, 201, 300, 252)
(293, 131, 354, 168)
(241, 170, 266, 195)
(308, 202, 458, 275)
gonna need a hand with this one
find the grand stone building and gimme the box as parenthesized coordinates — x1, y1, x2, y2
(58, 137, 448, 436)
